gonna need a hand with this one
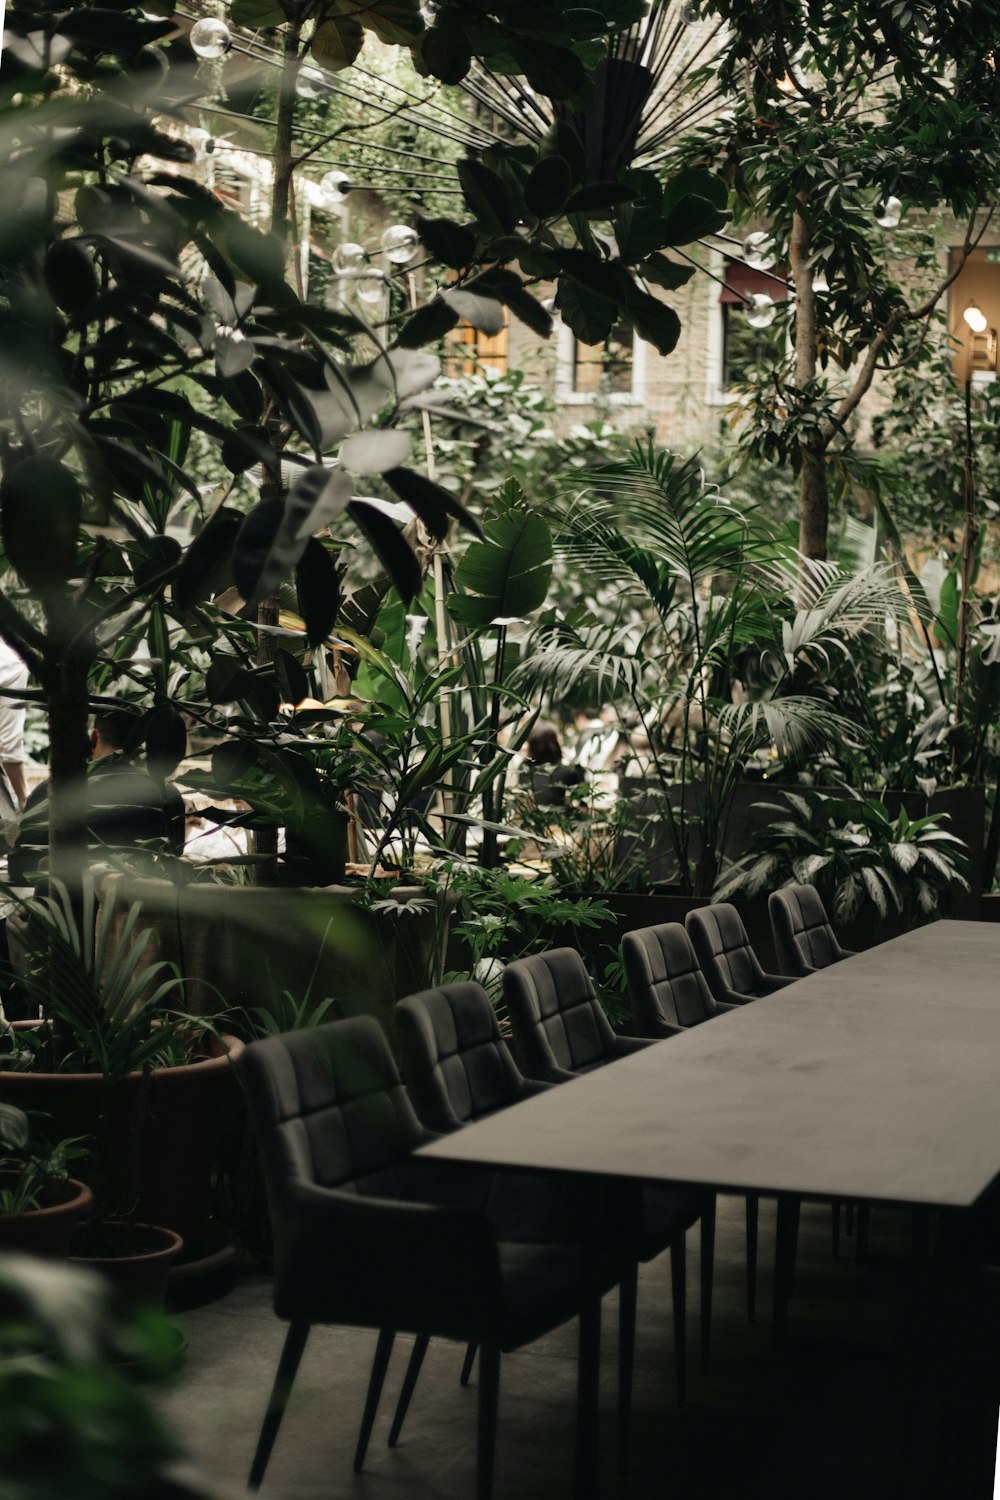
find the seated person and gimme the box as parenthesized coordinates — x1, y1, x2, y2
(520, 721, 586, 809)
(9, 709, 186, 886)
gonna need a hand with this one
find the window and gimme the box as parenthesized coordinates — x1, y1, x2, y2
(556, 320, 645, 404)
(443, 314, 509, 376)
(720, 260, 788, 389)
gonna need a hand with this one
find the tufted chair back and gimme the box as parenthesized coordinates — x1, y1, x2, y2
(621, 923, 718, 1035)
(397, 982, 529, 1132)
(503, 948, 618, 1082)
(686, 904, 769, 1001)
(768, 884, 852, 976)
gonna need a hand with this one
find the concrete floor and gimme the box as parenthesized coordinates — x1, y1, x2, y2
(157, 1194, 963, 1500)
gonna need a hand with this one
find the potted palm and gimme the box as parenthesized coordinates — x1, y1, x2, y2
(0, 878, 242, 1297)
(519, 441, 902, 907)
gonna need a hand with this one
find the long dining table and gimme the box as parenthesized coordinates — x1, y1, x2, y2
(419, 920, 1000, 1497)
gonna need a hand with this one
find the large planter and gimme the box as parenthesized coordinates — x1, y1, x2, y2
(98, 875, 451, 1048)
(70, 1219, 183, 1306)
(0, 1173, 93, 1257)
(0, 1034, 242, 1264)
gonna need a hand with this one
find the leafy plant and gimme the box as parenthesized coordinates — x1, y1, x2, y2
(0, 1102, 86, 1217)
(519, 439, 906, 894)
(0, 880, 202, 1083)
(507, 779, 652, 894)
(425, 860, 609, 1022)
(714, 789, 971, 928)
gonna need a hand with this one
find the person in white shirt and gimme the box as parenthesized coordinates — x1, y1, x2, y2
(0, 639, 29, 809)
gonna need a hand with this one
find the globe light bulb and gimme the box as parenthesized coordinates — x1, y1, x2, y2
(811, 268, 830, 294)
(331, 242, 368, 276)
(681, 3, 700, 21)
(742, 230, 776, 271)
(296, 66, 330, 100)
(744, 293, 777, 329)
(380, 224, 419, 265)
(355, 271, 386, 306)
(873, 195, 903, 229)
(319, 170, 352, 206)
(188, 127, 215, 160)
(190, 17, 231, 59)
(964, 301, 989, 333)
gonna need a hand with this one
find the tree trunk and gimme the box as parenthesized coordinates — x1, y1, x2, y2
(43, 625, 93, 890)
(789, 204, 829, 563)
(250, 18, 301, 885)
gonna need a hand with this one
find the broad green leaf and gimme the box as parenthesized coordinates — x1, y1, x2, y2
(398, 298, 459, 348)
(449, 506, 553, 628)
(230, 0, 288, 23)
(623, 286, 681, 355)
(553, 277, 617, 344)
(173, 509, 241, 612)
(295, 537, 341, 646)
(383, 466, 483, 541)
(0, 456, 80, 594)
(524, 155, 573, 218)
(340, 429, 412, 474)
(311, 15, 364, 70)
(416, 215, 477, 269)
(661, 167, 729, 214)
(351, 0, 423, 44)
(456, 159, 516, 236)
(441, 287, 505, 334)
(417, 13, 472, 82)
(348, 500, 421, 603)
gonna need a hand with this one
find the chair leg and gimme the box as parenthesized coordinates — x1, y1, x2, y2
(700, 1195, 716, 1373)
(617, 1261, 638, 1472)
(832, 1200, 841, 1258)
(746, 1193, 759, 1321)
(846, 1200, 856, 1236)
(386, 1332, 428, 1451)
(670, 1233, 687, 1404)
(477, 1343, 501, 1500)
(460, 1340, 478, 1387)
(575, 1294, 602, 1500)
(354, 1327, 396, 1471)
(248, 1320, 311, 1492)
(857, 1203, 871, 1261)
(773, 1195, 801, 1347)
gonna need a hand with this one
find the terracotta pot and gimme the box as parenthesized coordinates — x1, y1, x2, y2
(69, 1219, 183, 1305)
(0, 1173, 93, 1257)
(0, 1035, 243, 1259)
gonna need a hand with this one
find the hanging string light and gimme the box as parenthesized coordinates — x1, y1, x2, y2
(744, 293, 778, 328)
(873, 195, 903, 229)
(380, 225, 419, 265)
(742, 231, 776, 270)
(189, 16, 231, 58)
(319, 169, 352, 206)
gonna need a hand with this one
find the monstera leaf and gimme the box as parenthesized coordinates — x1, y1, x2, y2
(449, 485, 552, 629)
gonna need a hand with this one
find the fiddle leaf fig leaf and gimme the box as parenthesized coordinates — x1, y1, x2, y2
(524, 155, 573, 218)
(416, 214, 477, 270)
(622, 285, 681, 355)
(441, 287, 505, 334)
(456, 159, 516, 236)
(274, 647, 310, 706)
(144, 705, 187, 779)
(417, 14, 473, 84)
(311, 14, 365, 70)
(553, 277, 617, 345)
(230, 0, 288, 25)
(398, 297, 459, 348)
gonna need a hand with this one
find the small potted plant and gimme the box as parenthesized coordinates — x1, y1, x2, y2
(0, 1102, 90, 1257)
(0, 877, 243, 1298)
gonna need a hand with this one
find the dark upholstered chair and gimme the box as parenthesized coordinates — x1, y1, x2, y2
(768, 885, 857, 977)
(397, 980, 549, 1131)
(686, 905, 795, 1006)
(240, 1016, 617, 1500)
(621, 922, 736, 1036)
(503, 948, 716, 1398)
(503, 946, 653, 1082)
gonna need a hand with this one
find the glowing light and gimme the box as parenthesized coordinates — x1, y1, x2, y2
(744, 293, 777, 329)
(319, 170, 352, 206)
(190, 18, 231, 58)
(964, 301, 989, 333)
(380, 224, 419, 265)
(742, 230, 776, 271)
(331, 242, 368, 275)
(356, 272, 386, 306)
(874, 195, 903, 229)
